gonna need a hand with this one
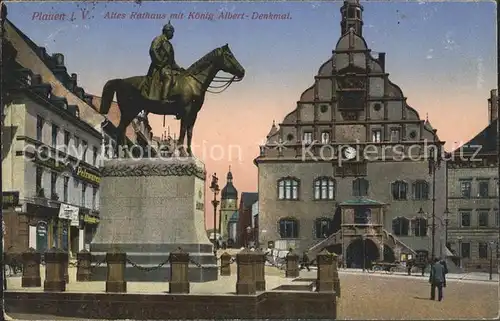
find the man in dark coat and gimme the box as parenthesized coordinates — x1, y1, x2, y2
(429, 258, 446, 301)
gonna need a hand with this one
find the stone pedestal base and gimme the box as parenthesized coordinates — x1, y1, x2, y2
(90, 157, 217, 282)
(43, 280, 65, 292)
(170, 281, 190, 294)
(106, 281, 126, 293)
(22, 276, 41, 287)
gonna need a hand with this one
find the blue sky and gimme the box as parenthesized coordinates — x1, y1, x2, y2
(6, 1, 496, 97)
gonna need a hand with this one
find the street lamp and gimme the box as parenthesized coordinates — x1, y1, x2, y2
(361, 235, 366, 272)
(209, 173, 220, 257)
(489, 241, 497, 281)
(457, 236, 463, 268)
(418, 207, 437, 259)
(443, 208, 450, 249)
(0, 1, 7, 305)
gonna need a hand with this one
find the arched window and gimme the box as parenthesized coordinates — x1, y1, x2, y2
(353, 178, 369, 197)
(354, 206, 372, 224)
(313, 177, 336, 200)
(278, 218, 299, 239)
(314, 218, 334, 239)
(392, 217, 409, 236)
(391, 180, 408, 200)
(412, 217, 427, 237)
(413, 180, 429, 200)
(277, 177, 300, 200)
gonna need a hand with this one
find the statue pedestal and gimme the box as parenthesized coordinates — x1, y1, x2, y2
(90, 157, 217, 282)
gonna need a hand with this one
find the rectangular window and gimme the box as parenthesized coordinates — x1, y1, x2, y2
(92, 146, 98, 166)
(63, 176, 69, 203)
(390, 129, 400, 142)
(460, 181, 471, 198)
(74, 136, 80, 158)
(478, 181, 489, 198)
(50, 172, 57, 198)
(303, 132, 313, 144)
(82, 140, 88, 161)
(461, 242, 470, 258)
(36, 116, 44, 141)
(496, 210, 499, 227)
(51, 124, 58, 147)
(64, 130, 70, 147)
(478, 211, 489, 227)
(460, 212, 471, 227)
(321, 131, 330, 144)
(92, 186, 97, 209)
(372, 129, 381, 142)
(35, 166, 43, 194)
(478, 242, 488, 259)
(81, 183, 87, 207)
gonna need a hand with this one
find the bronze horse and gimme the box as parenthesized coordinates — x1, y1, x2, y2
(98, 44, 245, 156)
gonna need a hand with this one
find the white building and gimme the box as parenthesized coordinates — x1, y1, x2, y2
(3, 66, 103, 256)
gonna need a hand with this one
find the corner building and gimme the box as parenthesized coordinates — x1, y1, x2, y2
(255, 0, 447, 266)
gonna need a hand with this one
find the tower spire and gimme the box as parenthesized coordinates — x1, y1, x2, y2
(340, 0, 364, 36)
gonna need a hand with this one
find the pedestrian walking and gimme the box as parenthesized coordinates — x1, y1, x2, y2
(429, 257, 446, 301)
(300, 251, 311, 271)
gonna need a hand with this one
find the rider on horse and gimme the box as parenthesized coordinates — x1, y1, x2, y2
(141, 20, 185, 119)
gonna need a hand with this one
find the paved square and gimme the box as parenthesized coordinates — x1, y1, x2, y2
(335, 273, 498, 319)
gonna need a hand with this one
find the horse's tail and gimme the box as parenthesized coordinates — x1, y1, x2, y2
(99, 79, 120, 115)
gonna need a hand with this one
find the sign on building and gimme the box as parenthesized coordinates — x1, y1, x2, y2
(2, 191, 19, 209)
(58, 204, 80, 227)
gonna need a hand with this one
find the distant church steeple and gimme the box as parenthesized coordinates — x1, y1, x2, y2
(340, 0, 363, 36)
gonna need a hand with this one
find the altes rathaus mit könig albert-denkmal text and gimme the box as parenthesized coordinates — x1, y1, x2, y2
(103, 11, 291, 20)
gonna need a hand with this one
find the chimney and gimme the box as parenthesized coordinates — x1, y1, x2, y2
(37, 47, 46, 58)
(488, 89, 498, 124)
(378, 52, 385, 71)
(52, 53, 65, 67)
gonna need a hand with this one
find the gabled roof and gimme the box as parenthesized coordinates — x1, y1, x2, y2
(453, 121, 497, 155)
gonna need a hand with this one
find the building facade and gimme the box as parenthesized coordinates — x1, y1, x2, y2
(3, 64, 102, 256)
(446, 89, 499, 272)
(255, 0, 446, 265)
(220, 167, 238, 243)
(237, 192, 258, 248)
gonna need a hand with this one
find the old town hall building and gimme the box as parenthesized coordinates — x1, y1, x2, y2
(255, 0, 448, 267)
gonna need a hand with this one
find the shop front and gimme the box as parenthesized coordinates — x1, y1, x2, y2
(57, 203, 80, 256)
(82, 209, 100, 250)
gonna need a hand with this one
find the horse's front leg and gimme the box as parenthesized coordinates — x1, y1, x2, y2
(186, 113, 198, 157)
(176, 118, 188, 156)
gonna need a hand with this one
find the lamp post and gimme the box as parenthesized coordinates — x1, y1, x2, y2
(443, 208, 450, 249)
(209, 173, 220, 257)
(0, 3, 7, 314)
(489, 241, 496, 281)
(457, 236, 463, 268)
(361, 235, 366, 272)
(418, 207, 434, 259)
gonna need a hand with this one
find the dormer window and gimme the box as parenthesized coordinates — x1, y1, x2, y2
(303, 132, 313, 144)
(321, 132, 330, 144)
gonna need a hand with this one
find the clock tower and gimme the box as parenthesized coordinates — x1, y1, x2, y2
(220, 166, 238, 242)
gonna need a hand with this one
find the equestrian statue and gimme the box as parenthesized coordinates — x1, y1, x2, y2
(98, 21, 245, 156)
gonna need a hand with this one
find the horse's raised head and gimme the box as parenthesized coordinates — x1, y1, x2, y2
(220, 43, 245, 80)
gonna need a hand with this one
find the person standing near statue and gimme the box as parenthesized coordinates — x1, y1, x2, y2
(141, 20, 185, 119)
